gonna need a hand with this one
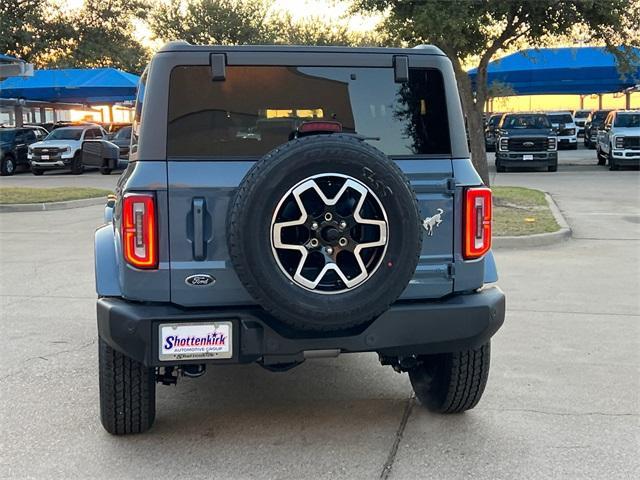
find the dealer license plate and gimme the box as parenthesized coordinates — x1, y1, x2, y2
(523, 154, 533, 161)
(40, 155, 49, 160)
(159, 322, 232, 361)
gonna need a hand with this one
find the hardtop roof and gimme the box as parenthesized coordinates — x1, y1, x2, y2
(157, 41, 445, 57)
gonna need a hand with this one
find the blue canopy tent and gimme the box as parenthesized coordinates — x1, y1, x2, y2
(468, 46, 640, 96)
(0, 67, 140, 104)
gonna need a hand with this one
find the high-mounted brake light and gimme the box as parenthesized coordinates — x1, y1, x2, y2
(464, 187, 492, 259)
(297, 121, 343, 134)
(122, 193, 158, 269)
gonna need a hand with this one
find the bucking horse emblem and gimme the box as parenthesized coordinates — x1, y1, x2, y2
(422, 208, 444, 236)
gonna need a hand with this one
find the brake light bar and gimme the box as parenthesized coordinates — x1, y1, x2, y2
(122, 193, 158, 269)
(298, 121, 342, 134)
(464, 187, 492, 259)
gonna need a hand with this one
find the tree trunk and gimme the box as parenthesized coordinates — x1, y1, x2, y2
(446, 56, 490, 186)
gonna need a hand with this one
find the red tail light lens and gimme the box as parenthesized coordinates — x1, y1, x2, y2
(464, 187, 492, 259)
(122, 193, 157, 269)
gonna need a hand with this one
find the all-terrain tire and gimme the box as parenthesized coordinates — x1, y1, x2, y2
(31, 167, 44, 176)
(596, 147, 606, 165)
(1, 155, 16, 176)
(409, 342, 490, 413)
(495, 162, 506, 173)
(100, 166, 112, 175)
(227, 134, 422, 332)
(71, 152, 84, 174)
(99, 338, 156, 435)
(548, 164, 557, 172)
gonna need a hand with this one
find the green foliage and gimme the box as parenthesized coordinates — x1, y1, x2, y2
(49, 0, 150, 73)
(1, 0, 149, 73)
(0, 0, 60, 63)
(148, 0, 381, 47)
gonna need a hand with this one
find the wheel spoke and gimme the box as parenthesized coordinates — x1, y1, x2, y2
(271, 174, 389, 294)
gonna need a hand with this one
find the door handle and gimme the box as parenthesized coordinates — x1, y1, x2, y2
(192, 198, 205, 260)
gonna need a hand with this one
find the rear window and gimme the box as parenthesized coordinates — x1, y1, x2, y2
(548, 114, 573, 124)
(167, 66, 450, 158)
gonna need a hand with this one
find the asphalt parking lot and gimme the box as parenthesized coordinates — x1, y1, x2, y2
(0, 146, 638, 479)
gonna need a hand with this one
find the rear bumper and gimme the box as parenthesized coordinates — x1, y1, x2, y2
(97, 287, 506, 367)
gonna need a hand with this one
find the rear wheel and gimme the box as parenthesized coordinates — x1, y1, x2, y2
(99, 338, 156, 435)
(71, 152, 84, 174)
(1, 155, 16, 176)
(409, 342, 491, 413)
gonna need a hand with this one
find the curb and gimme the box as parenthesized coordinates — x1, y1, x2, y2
(0, 196, 106, 213)
(493, 192, 572, 249)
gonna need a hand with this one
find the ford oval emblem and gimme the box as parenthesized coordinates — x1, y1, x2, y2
(185, 274, 215, 287)
(523, 141, 534, 147)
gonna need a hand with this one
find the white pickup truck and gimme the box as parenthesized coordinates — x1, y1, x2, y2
(596, 110, 640, 170)
(28, 124, 107, 175)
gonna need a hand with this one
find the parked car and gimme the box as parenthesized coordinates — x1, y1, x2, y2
(107, 125, 131, 160)
(572, 109, 592, 138)
(546, 111, 578, 149)
(596, 110, 640, 170)
(28, 124, 107, 174)
(584, 109, 612, 148)
(92, 42, 505, 435)
(495, 113, 557, 172)
(0, 126, 48, 175)
(484, 113, 503, 151)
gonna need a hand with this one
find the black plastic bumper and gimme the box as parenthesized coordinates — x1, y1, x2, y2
(97, 287, 505, 367)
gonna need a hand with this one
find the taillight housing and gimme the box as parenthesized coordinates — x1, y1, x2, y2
(464, 187, 492, 259)
(122, 192, 158, 269)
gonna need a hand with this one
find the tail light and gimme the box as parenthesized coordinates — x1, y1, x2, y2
(464, 187, 492, 259)
(122, 192, 158, 269)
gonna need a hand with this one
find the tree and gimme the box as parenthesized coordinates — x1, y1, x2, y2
(148, 0, 382, 47)
(353, 0, 640, 184)
(50, 0, 150, 73)
(0, 0, 63, 65)
(148, 0, 277, 45)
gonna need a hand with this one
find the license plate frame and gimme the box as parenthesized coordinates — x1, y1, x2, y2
(158, 321, 233, 361)
(523, 154, 534, 161)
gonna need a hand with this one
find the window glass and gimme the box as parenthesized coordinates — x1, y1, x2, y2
(23, 130, 36, 143)
(547, 114, 573, 124)
(45, 128, 83, 141)
(501, 114, 550, 129)
(614, 113, 640, 128)
(167, 66, 450, 158)
(132, 71, 146, 148)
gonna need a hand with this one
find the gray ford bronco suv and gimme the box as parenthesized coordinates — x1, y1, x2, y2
(93, 42, 505, 435)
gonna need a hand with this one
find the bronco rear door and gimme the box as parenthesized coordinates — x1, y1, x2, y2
(164, 48, 457, 307)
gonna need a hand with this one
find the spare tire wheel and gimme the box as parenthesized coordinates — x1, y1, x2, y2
(227, 135, 422, 331)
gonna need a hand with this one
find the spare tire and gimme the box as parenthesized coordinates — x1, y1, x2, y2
(227, 135, 422, 332)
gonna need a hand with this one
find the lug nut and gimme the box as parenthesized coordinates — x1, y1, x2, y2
(339, 237, 348, 247)
(309, 238, 319, 247)
(339, 220, 347, 229)
(324, 212, 333, 221)
(311, 222, 319, 230)
(326, 247, 333, 255)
